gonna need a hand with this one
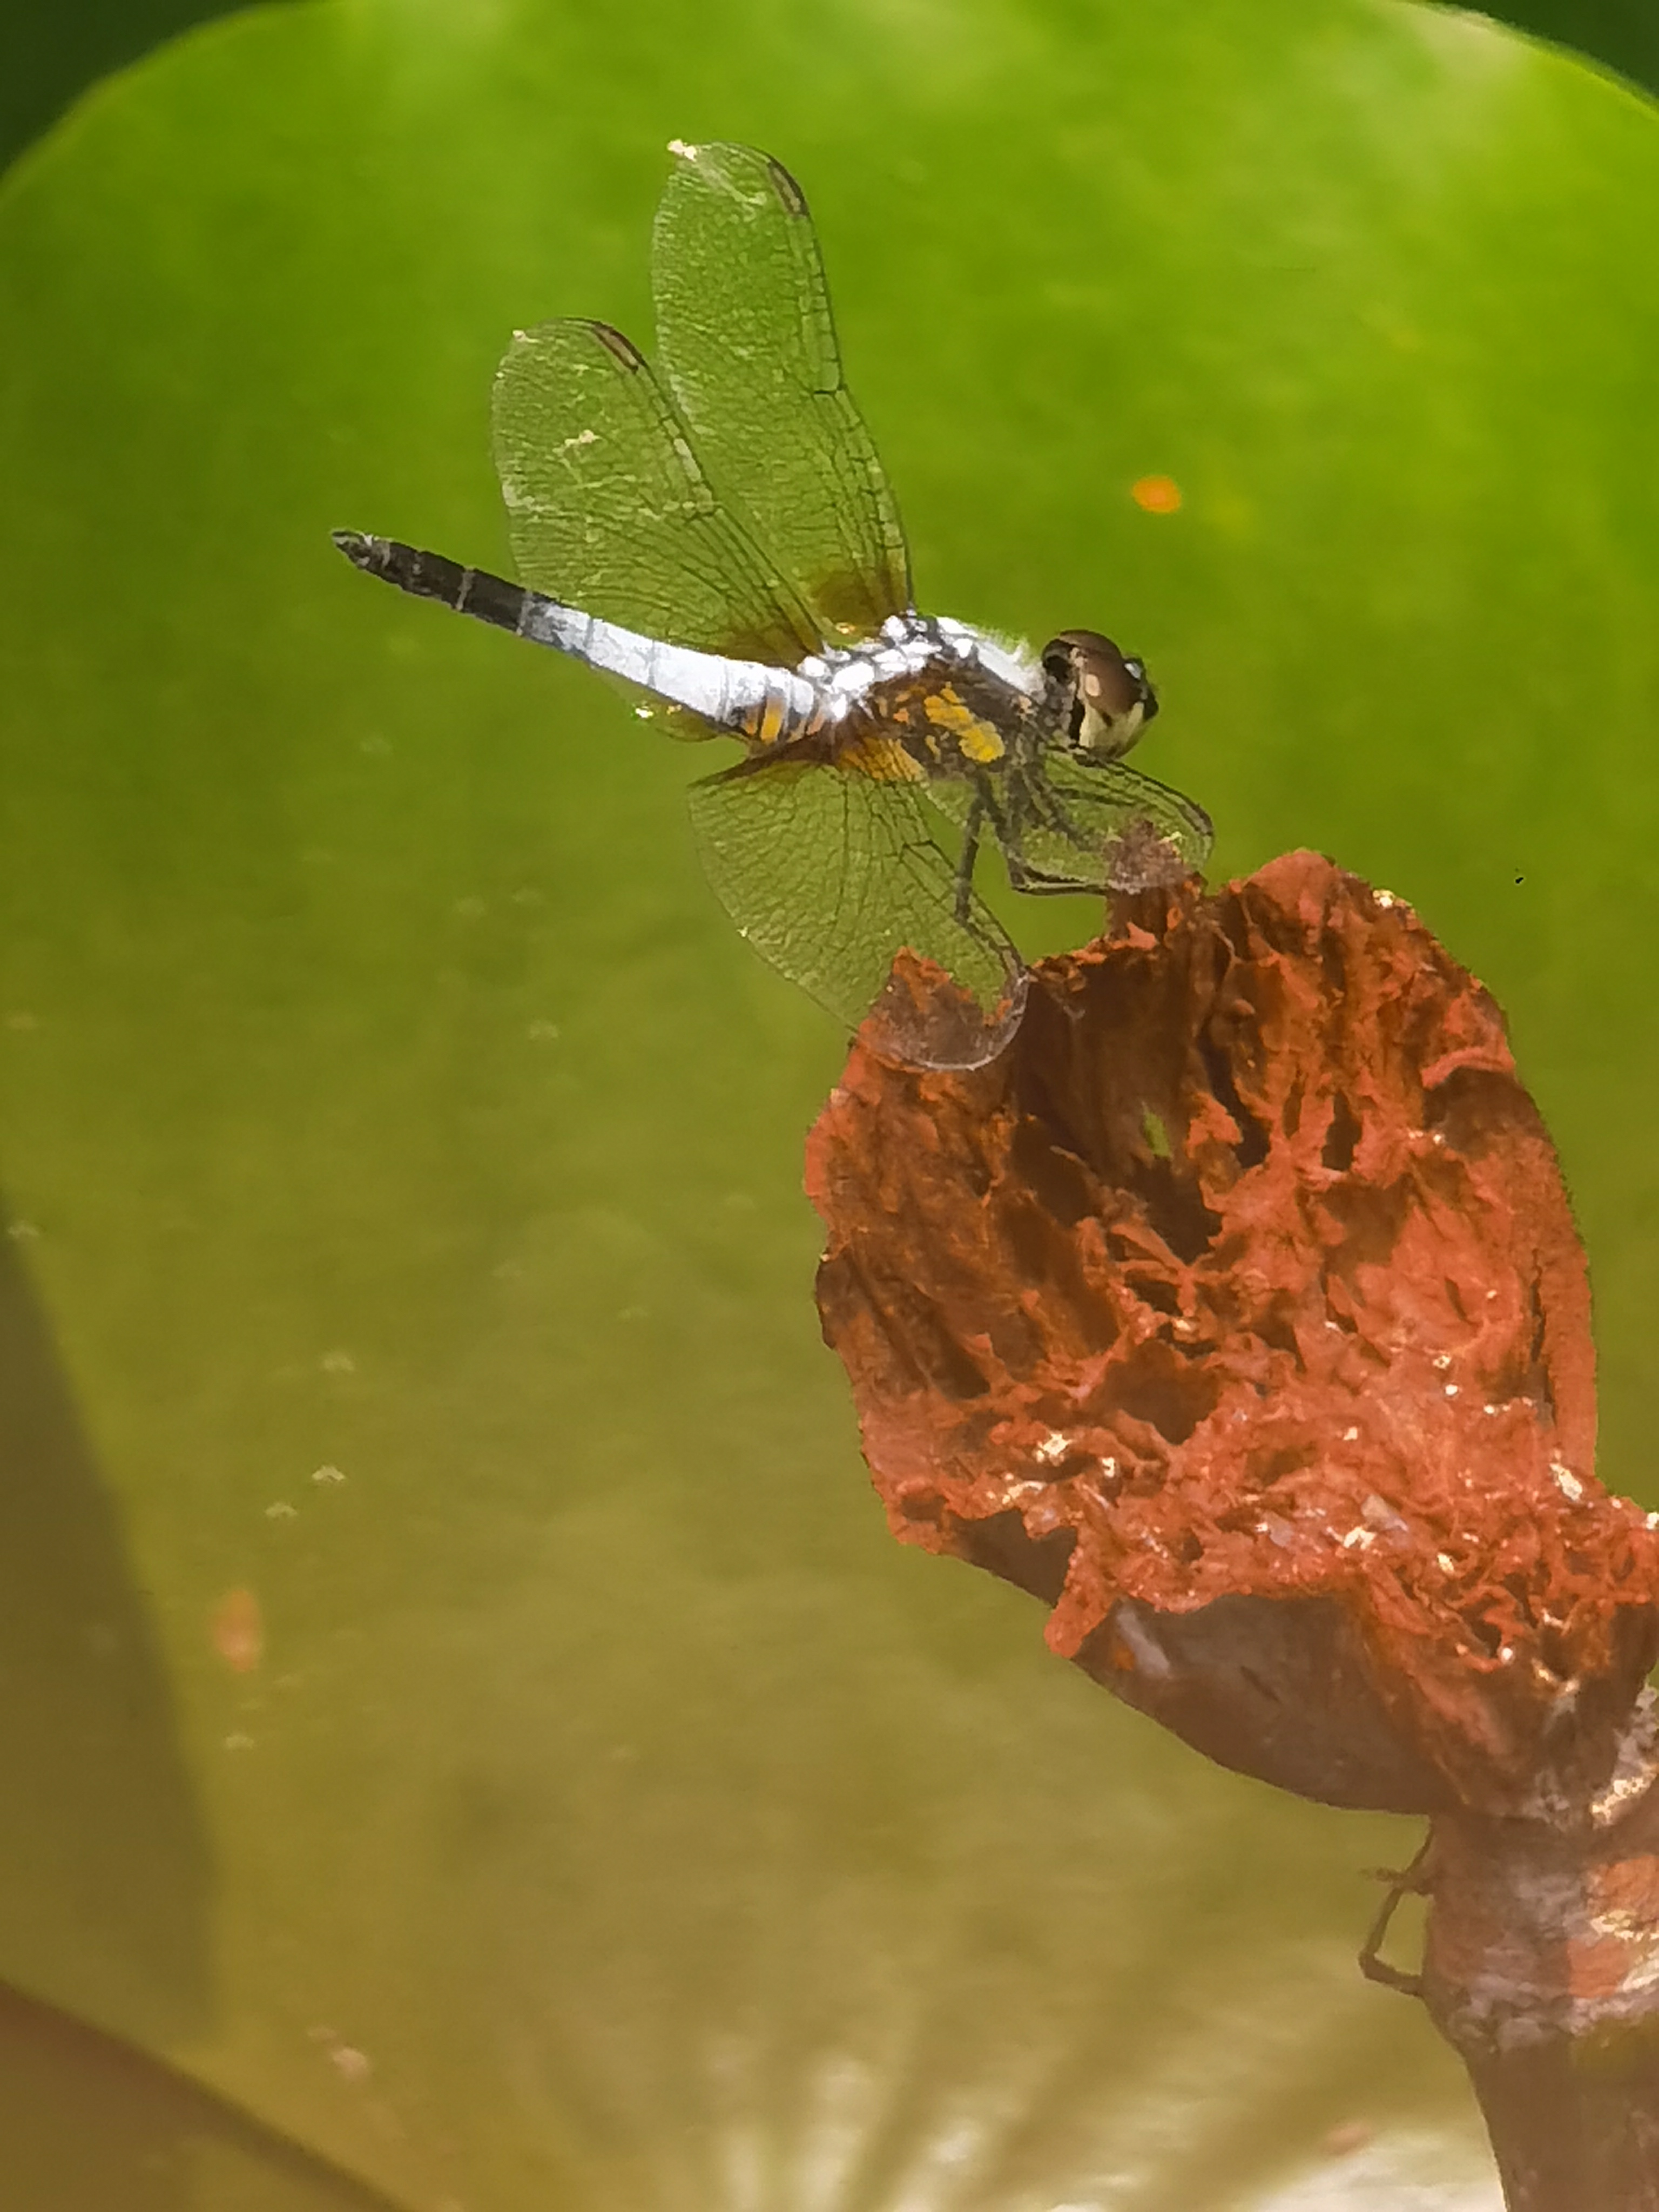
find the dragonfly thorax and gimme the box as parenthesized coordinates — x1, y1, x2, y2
(785, 613, 1048, 783)
(781, 616, 1158, 777)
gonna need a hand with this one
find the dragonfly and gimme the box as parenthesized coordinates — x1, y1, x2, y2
(334, 140, 1212, 1069)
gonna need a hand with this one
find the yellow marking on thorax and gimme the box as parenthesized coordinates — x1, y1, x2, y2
(838, 731, 927, 784)
(747, 690, 789, 749)
(923, 685, 1006, 765)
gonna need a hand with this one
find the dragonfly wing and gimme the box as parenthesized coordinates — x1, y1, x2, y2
(492, 316, 821, 669)
(686, 752, 1027, 1070)
(653, 141, 912, 645)
(1006, 750, 1215, 894)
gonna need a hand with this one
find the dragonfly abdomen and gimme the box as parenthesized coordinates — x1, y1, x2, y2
(332, 532, 536, 635)
(334, 529, 822, 739)
(517, 601, 822, 740)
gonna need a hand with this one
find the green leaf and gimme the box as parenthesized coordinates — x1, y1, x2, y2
(2, 0, 1655, 2202)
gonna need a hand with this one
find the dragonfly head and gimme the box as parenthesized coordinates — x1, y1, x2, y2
(1041, 630, 1158, 760)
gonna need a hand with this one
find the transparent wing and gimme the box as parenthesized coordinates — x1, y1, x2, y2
(1002, 749, 1215, 894)
(491, 317, 821, 667)
(653, 141, 912, 645)
(686, 754, 1027, 1070)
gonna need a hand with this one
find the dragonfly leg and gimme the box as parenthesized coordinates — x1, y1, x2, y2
(952, 773, 1017, 923)
(952, 793, 986, 925)
(1000, 765, 1071, 894)
(1000, 758, 1121, 898)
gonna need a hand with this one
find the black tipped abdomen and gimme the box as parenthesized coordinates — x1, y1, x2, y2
(331, 530, 531, 636)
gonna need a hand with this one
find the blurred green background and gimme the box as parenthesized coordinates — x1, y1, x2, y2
(8, 0, 1659, 180)
(2, 1, 1655, 2207)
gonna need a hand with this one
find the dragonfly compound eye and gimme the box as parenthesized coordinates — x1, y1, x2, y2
(1042, 630, 1158, 758)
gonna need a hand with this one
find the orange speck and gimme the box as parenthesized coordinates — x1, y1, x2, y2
(1323, 2120, 1373, 2159)
(211, 1586, 264, 1673)
(1131, 474, 1182, 515)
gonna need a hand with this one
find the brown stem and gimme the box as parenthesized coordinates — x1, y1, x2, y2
(1417, 1743, 1659, 2210)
